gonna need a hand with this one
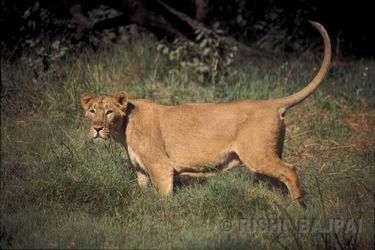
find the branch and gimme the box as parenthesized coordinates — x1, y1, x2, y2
(158, 0, 257, 57)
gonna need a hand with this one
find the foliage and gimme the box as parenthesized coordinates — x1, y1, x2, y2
(157, 27, 237, 84)
(253, 5, 315, 52)
(208, 0, 316, 52)
(0, 0, 320, 58)
(6, 3, 133, 78)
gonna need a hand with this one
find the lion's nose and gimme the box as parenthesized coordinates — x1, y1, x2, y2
(93, 126, 104, 132)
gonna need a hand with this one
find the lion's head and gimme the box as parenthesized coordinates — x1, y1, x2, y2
(80, 91, 128, 141)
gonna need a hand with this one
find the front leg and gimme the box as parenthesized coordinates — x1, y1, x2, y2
(127, 144, 174, 196)
(148, 164, 174, 196)
(136, 170, 149, 188)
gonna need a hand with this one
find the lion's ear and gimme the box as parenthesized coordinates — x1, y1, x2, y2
(80, 93, 95, 110)
(113, 91, 128, 109)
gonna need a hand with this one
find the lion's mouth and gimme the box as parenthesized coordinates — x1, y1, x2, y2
(93, 134, 108, 139)
(90, 127, 110, 140)
(93, 136, 106, 144)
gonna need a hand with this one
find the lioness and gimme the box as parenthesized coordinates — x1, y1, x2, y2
(81, 21, 331, 207)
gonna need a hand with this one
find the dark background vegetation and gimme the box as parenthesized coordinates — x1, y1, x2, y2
(1, 0, 374, 58)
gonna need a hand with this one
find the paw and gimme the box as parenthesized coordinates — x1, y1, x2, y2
(295, 191, 307, 209)
(297, 197, 307, 209)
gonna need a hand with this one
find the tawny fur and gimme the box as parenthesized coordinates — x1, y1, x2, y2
(81, 22, 331, 207)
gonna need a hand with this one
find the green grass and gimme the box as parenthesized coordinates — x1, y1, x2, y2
(1, 35, 374, 249)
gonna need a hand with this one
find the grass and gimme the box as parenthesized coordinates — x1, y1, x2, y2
(1, 34, 374, 249)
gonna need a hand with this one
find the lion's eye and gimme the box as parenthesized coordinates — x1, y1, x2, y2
(89, 109, 95, 114)
(106, 110, 113, 115)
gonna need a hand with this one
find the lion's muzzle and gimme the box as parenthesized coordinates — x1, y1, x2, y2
(90, 126, 110, 140)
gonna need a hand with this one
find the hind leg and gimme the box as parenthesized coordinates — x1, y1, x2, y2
(239, 152, 304, 206)
(254, 121, 287, 189)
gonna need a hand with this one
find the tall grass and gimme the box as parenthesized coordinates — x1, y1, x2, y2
(1, 34, 374, 249)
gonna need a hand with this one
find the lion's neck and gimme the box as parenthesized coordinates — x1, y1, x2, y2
(116, 102, 135, 146)
(112, 115, 128, 146)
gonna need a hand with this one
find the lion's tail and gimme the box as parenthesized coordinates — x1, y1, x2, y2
(275, 21, 331, 113)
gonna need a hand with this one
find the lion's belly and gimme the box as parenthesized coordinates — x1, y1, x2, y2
(161, 120, 238, 168)
(172, 150, 241, 174)
(166, 140, 230, 165)
(162, 126, 239, 172)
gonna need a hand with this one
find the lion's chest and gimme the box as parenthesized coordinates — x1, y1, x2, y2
(127, 146, 147, 171)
